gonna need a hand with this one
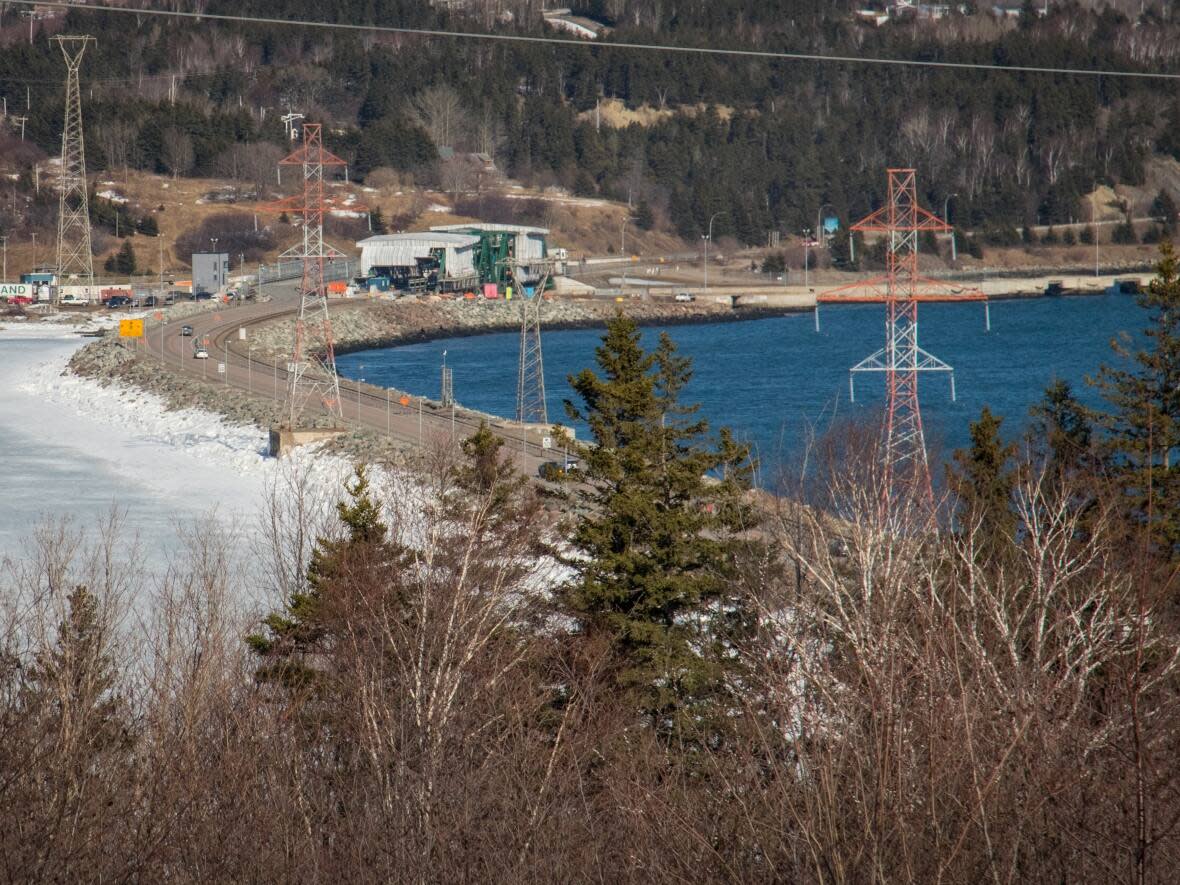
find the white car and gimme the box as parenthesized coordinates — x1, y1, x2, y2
(674, 292, 695, 303)
(193, 343, 209, 359)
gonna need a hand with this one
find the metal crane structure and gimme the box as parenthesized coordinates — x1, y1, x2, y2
(513, 261, 555, 426)
(818, 168, 987, 506)
(267, 123, 345, 427)
(53, 35, 96, 305)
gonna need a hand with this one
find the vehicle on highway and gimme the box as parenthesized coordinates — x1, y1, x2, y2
(538, 458, 580, 482)
(193, 291, 213, 301)
(180, 324, 193, 336)
(674, 292, 695, 303)
(193, 342, 209, 359)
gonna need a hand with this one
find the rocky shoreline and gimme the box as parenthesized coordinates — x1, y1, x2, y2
(67, 336, 417, 465)
(244, 296, 791, 362)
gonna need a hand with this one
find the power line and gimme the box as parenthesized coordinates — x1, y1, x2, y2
(7, 0, 1180, 82)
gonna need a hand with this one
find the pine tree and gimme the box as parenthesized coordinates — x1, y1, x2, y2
(22, 585, 127, 755)
(1092, 241, 1180, 559)
(562, 314, 756, 728)
(1028, 378, 1093, 477)
(370, 207, 388, 235)
(947, 407, 1017, 560)
(248, 465, 406, 688)
(114, 240, 137, 275)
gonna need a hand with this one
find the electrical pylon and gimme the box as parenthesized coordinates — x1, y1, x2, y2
(514, 263, 553, 425)
(819, 169, 986, 506)
(267, 123, 345, 426)
(53, 36, 96, 303)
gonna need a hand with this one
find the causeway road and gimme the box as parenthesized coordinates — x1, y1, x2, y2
(140, 291, 561, 476)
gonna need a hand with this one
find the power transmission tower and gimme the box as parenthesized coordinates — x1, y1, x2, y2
(819, 169, 987, 507)
(514, 262, 554, 425)
(267, 123, 345, 427)
(53, 35, 96, 302)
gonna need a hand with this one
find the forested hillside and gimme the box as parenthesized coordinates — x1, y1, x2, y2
(2, 0, 1180, 245)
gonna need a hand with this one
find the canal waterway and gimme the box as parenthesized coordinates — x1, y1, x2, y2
(337, 292, 1148, 469)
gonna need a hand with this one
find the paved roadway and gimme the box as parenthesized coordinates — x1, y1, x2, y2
(135, 290, 562, 477)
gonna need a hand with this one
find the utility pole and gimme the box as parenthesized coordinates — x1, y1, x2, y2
(268, 123, 345, 427)
(1093, 190, 1100, 278)
(1, 236, 6, 281)
(703, 212, 720, 292)
(819, 169, 987, 509)
(11, 115, 26, 141)
(944, 193, 958, 263)
(513, 259, 556, 426)
(621, 215, 629, 256)
(53, 35, 97, 306)
(802, 227, 812, 290)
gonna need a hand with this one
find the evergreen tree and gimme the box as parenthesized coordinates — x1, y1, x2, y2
(22, 585, 127, 754)
(450, 420, 530, 530)
(947, 407, 1017, 560)
(248, 465, 407, 688)
(1152, 189, 1177, 233)
(562, 314, 756, 728)
(370, 206, 388, 234)
(1028, 378, 1093, 477)
(114, 240, 137, 275)
(634, 201, 655, 231)
(1092, 241, 1180, 559)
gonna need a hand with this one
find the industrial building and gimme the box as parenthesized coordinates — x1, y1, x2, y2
(355, 232, 481, 294)
(192, 252, 230, 296)
(430, 223, 550, 288)
(355, 223, 552, 295)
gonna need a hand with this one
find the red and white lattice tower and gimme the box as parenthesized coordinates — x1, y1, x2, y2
(270, 123, 346, 427)
(819, 169, 986, 505)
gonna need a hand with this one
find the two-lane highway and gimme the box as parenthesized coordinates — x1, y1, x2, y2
(138, 292, 560, 476)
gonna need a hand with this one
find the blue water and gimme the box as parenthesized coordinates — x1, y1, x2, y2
(337, 293, 1147, 467)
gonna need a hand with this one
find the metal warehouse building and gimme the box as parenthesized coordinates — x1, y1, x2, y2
(356, 232, 481, 293)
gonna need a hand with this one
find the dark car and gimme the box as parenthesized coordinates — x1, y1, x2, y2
(180, 324, 193, 336)
(143, 295, 159, 307)
(107, 295, 132, 308)
(193, 291, 214, 301)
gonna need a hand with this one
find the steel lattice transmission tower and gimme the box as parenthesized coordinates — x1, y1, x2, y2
(268, 123, 345, 426)
(515, 263, 554, 425)
(54, 36, 96, 302)
(819, 169, 986, 505)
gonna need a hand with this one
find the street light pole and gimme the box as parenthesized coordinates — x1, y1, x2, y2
(1092, 190, 1099, 278)
(1, 235, 6, 281)
(704, 212, 721, 292)
(944, 193, 959, 263)
(802, 227, 812, 290)
(621, 215, 629, 256)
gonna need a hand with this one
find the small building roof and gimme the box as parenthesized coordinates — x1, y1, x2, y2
(430, 222, 549, 236)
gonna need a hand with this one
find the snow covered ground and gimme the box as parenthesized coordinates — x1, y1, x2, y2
(0, 321, 354, 603)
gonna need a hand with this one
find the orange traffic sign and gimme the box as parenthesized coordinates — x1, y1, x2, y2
(119, 319, 144, 338)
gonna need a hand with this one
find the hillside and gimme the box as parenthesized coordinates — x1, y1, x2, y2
(2, 1, 1180, 276)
